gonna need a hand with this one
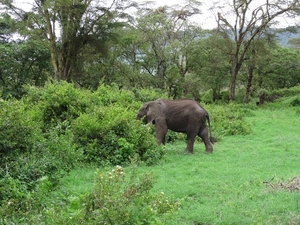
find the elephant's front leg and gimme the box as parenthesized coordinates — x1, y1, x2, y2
(155, 122, 168, 145)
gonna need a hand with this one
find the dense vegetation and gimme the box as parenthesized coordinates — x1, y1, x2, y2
(1, 0, 300, 223)
(1, 0, 300, 101)
(0, 82, 300, 224)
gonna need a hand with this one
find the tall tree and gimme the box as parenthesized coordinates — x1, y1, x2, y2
(188, 34, 231, 101)
(241, 32, 278, 103)
(0, 39, 51, 98)
(134, 1, 202, 92)
(215, 0, 299, 101)
(1, 0, 136, 81)
(0, 14, 15, 42)
(256, 46, 300, 90)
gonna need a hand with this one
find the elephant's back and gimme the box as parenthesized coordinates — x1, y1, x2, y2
(163, 99, 203, 117)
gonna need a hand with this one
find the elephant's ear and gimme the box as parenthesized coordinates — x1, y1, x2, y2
(146, 101, 162, 123)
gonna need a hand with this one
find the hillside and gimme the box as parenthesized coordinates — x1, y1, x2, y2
(275, 27, 300, 46)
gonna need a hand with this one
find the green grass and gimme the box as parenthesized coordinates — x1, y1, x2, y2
(52, 107, 300, 224)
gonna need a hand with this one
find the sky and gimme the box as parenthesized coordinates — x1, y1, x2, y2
(13, 0, 297, 29)
(147, 0, 297, 29)
(137, 0, 217, 28)
(13, 0, 217, 28)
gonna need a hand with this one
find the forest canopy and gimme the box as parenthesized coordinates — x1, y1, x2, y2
(1, 0, 300, 102)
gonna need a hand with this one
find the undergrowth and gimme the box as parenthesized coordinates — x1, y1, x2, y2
(0, 81, 263, 224)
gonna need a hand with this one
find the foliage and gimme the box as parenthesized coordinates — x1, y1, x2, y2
(205, 103, 253, 140)
(188, 35, 231, 101)
(72, 105, 164, 166)
(133, 3, 204, 94)
(0, 82, 168, 222)
(1, 84, 300, 224)
(91, 83, 136, 107)
(0, 99, 36, 161)
(24, 81, 90, 131)
(0, 14, 16, 42)
(132, 87, 167, 102)
(2, 3, 300, 99)
(2, 105, 299, 224)
(0, 128, 77, 201)
(0, 39, 51, 99)
(290, 96, 300, 106)
(1, 0, 135, 82)
(81, 166, 180, 224)
(0, 102, 79, 207)
(216, 0, 299, 100)
(257, 85, 300, 105)
(258, 47, 300, 90)
(200, 89, 214, 103)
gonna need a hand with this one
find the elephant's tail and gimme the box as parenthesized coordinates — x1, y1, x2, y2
(206, 114, 216, 144)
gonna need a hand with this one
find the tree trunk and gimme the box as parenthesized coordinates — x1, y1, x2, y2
(60, 55, 72, 81)
(229, 54, 243, 101)
(229, 67, 237, 101)
(157, 59, 166, 89)
(244, 67, 254, 104)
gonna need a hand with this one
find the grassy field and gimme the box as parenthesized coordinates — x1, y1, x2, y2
(58, 107, 300, 224)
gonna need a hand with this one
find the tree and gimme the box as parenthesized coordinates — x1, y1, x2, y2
(0, 39, 51, 98)
(134, 1, 202, 94)
(215, 0, 299, 101)
(256, 46, 300, 90)
(240, 39, 264, 104)
(188, 34, 231, 101)
(1, 0, 136, 82)
(0, 14, 15, 42)
(241, 33, 278, 103)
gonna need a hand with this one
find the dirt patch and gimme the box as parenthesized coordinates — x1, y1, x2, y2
(264, 176, 300, 192)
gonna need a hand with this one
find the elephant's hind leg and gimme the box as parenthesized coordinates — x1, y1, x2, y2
(198, 127, 213, 153)
(184, 133, 196, 154)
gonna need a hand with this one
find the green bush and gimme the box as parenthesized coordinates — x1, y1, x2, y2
(0, 99, 37, 161)
(205, 104, 253, 140)
(200, 89, 213, 104)
(72, 105, 165, 166)
(257, 85, 300, 105)
(80, 166, 180, 224)
(0, 86, 80, 206)
(0, 124, 78, 203)
(132, 87, 167, 102)
(24, 81, 90, 131)
(290, 96, 300, 106)
(90, 83, 137, 107)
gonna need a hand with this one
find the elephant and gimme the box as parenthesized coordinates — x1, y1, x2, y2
(136, 98, 213, 154)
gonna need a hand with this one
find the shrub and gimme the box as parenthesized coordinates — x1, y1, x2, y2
(24, 81, 90, 131)
(290, 96, 300, 106)
(72, 105, 165, 166)
(0, 124, 78, 204)
(91, 83, 137, 107)
(257, 85, 300, 105)
(132, 87, 167, 102)
(205, 104, 253, 140)
(0, 92, 79, 207)
(0, 99, 37, 161)
(80, 166, 180, 224)
(200, 89, 213, 104)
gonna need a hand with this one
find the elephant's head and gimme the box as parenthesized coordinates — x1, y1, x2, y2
(136, 100, 163, 124)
